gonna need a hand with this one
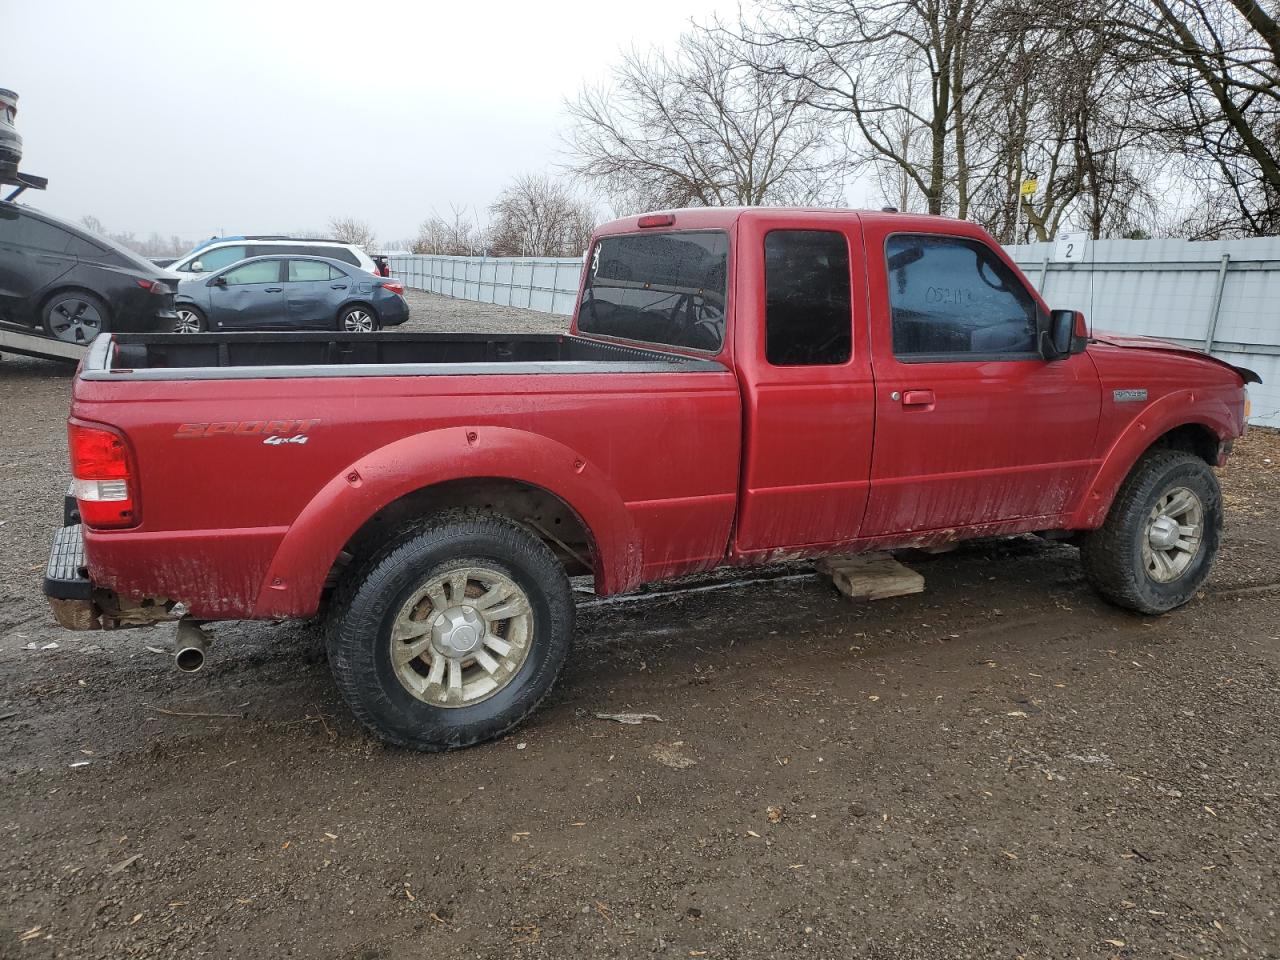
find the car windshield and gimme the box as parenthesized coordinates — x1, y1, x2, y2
(578, 230, 728, 351)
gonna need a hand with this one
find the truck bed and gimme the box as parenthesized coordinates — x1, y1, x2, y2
(88, 332, 724, 380)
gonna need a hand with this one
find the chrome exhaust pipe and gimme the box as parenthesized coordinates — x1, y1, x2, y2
(174, 619, 209, 673)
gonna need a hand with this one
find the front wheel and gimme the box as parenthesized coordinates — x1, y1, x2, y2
(338, 305, 379, 332)
(325, 512, 573, 751)
(1081, 451, 1222, 614)
(174, 305, 207, 333)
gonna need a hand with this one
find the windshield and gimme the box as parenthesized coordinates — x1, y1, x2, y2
(578, 230, 728, 351)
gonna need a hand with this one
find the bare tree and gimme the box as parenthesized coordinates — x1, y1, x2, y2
(748, 0, 1006, 217)
(566, 24, 843, 212)
(1077, 0, 1280, 236)
(487, 174, 597, 257)
(327, 216, 377, 249)
(411, 205, 486, 256)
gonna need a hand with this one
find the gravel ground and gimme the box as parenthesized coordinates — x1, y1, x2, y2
(0, 295, 1278, 959)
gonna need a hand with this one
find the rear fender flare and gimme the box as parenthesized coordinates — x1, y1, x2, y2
(251, 426, 640, 618)
(1068, 389, 1237, 529)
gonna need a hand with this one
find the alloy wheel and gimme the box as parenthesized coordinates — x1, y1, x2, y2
(174, 308, 202, 334)
(1142, 486, 1204, 583)
(343, 309, 375, 332)
(389, 565, 533, 707)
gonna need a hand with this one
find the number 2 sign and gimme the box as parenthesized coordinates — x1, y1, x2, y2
(1055, 232, 1088, 263)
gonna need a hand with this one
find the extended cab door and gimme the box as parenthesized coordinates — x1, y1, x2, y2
(732, 214, 876, 554)
(860, 220, 1101, 537)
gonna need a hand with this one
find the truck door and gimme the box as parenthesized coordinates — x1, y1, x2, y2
(732, 215, 877, 554)
(860, 223, 1101, 537)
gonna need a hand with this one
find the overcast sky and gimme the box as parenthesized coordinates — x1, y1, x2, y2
(3, 0, 737, 245)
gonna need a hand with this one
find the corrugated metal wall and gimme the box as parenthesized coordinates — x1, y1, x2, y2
(393, 237, 1278, 427)
(389, 254, 583, 316)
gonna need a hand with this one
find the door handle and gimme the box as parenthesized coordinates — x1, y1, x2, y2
(901, 389, 936, 407)
(265, 287, 283, 293)
(330, 284, 348, 290)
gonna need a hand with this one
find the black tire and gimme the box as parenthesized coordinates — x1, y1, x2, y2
(41, 290, 110, 344)
(325, 511, 573, 751)
(1080, 450, 1222, 614)
(337, 304, 379, 332)
(174, 304, 207, 333)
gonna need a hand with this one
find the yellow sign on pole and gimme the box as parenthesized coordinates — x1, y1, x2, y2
(1019, 178, 1039, 197)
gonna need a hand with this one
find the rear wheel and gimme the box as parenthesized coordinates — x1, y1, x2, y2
(325, 512, 573, 751)
(1080, 451, 1222, 614)
(174, 305, 206, 333)
(42, 291, 110, 344)
(338, 305, 378, 332)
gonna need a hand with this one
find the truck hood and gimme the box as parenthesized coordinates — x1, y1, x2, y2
(1091, 330, 1262, 385)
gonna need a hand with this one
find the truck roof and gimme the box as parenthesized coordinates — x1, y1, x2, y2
(594, 206, 971, 236)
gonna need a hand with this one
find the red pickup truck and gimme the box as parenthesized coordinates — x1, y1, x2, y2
(45, 208, 1258, 750)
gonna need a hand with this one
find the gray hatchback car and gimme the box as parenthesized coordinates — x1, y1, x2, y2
(173, 255, 409, 333)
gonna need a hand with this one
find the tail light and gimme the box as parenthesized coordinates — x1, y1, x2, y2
(379, 280, 405, 295)
(136, 279, 173, 295)
(69, 421, 139, 529)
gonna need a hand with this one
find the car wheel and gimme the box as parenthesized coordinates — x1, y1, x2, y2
(338, 305, 379, 332)
(174, 305, 206, 334)
(1080, 450, 1222, 614)
(325, 511, 574, 751)
(42, 291, 110, 344)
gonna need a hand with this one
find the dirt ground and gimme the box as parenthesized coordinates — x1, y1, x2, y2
(1, 294, 1278, 960)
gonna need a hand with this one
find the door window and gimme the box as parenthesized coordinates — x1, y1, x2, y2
(764, 230, 852, 366)
(221, 260, 281, 285)
(288, 259, 337, 281)
(885, 235, 1037, 360)
(192, 244, 248, 273)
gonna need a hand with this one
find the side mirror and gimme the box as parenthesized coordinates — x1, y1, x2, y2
(1039, 309, 1087, 361)
(190, 260, 205, 274)
(209, 275, 227, 287)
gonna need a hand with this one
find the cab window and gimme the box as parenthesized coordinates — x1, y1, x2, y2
(764, 230, 852, 366)
(222, 260, 281, 285)
(886, 235, 1037, 360)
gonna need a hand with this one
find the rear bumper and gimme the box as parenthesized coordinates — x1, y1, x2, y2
(43, 518, 182, 631)
(377, 295, 410, 326)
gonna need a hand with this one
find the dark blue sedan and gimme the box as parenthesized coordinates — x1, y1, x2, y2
(173, 255, 410, 333)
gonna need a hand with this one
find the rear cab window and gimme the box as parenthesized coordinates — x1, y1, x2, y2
(578, 230, 728, 352)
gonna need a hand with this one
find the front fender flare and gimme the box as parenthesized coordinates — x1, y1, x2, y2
(1068, 389, 1236, 529)
(251, 426, 640, 618)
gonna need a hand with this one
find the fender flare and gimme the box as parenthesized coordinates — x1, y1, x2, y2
(250, 425, 641, 618)
(1068, 389, 1237, 529)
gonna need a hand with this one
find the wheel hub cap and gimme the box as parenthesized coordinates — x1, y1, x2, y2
(431, 606, 486, 657)
(1147, 514, 1180, 550)
(1141, 486, 1204, 583)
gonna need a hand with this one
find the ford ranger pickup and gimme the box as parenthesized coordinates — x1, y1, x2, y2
(43, 208, 1259, 750)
